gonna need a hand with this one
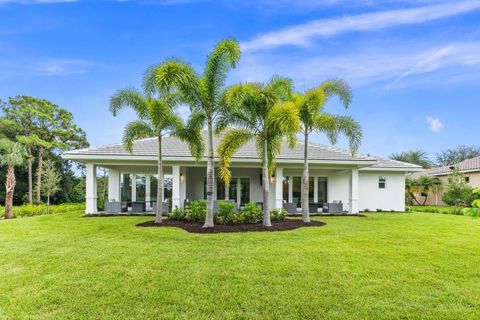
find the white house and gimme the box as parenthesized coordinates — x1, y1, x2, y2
(63, 133, 422, 215)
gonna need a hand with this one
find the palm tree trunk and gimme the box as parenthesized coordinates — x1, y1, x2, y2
(4, 164, 16, 219)
(203, 121, 215, 228)
(36, 146, 44, 203)
(28, 146, 33, 205)
(155, 135, 164, 224)
(262, 138, 271, 227)
(302, 132, 311, 223)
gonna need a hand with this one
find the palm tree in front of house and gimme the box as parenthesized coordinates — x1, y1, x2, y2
(110, 88, 202, 224)
(0, 138, 27, 219)
(144, 38, 241, 228)
(292, 79, 362, 223)
(217, 76, 300, 227)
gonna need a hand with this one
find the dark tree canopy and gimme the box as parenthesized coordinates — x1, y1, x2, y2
(389, 149, 432, 169)
(435, 145, 480, 166)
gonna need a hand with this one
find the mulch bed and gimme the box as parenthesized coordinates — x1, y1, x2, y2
(136, 218, 327, 234)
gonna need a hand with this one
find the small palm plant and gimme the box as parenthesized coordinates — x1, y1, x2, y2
(0, 138, 27, 219)
(217, 76, 300, 227)
(291, 79, 362, 222)
(110, 88, 202, 224)
(144, 39, 241, 228)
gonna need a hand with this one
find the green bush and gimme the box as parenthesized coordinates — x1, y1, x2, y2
(406, 205, 464, 215)
(215, 202, 236, 225)
(168, 206, 186, 220)
(238, 202, 263, 224)
(0, 203, 85, 218)
(270, 208, 288, 221)
(185, 200, 206, 222)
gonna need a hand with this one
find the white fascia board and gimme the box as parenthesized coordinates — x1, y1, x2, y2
(360, 167, 423, 172)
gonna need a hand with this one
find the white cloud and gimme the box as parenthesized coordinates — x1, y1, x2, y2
(241, 0, 480, 51)
(36, 59, 93, 76)
(427, 116, 444, 132)
(232, 40, 480, 89)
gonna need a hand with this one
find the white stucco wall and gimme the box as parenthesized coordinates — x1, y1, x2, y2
(358, 171, 406, 212)
(328, 171, 350, 211)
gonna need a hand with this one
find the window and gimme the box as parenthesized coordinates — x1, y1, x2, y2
(120, 173, 132, 202)
(135, 174, 146, 201)
(318, 177, 328, 205)
(240, 178, 250, 204)
(216, 179, 226, 200)
(465, 177, 470, 183)
(379, 176, 386, 189)
(282, 176, 289, 202)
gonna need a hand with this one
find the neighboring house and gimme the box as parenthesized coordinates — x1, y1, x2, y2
(63, 133, 422, 215)
(409, 156, 480, 206)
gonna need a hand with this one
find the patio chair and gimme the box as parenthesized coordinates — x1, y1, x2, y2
(131, 202, 146, 213)
(105, 201, 127, 213)
(283, 202, 297, 214)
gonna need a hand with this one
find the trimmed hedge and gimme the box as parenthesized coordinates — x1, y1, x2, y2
(406, 205, 465, 215)
(0, 203, 85, 218)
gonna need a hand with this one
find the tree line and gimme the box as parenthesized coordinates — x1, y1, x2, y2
(110, 38, 362, 228)
(0, 97, 87, 218)
(390, 146, 480, 169)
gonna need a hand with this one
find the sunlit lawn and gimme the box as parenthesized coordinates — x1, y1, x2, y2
(1, 211, 479, 319)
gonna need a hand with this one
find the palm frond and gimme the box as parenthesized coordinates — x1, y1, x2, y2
(176, 110, 206, 162)
(266, 101, 300, 140)
(122, 120, 156, 153)
(217, 129, 253, 185)
(110, 88, 148, 119)
(314, 113, 362, 154)
(265, 75, 293, 101)
(320, 78, 352, 109)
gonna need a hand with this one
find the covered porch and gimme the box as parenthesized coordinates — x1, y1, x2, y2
(84, 162, 361, 215)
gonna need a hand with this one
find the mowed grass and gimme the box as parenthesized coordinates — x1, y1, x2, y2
(1, 212, 480, 319)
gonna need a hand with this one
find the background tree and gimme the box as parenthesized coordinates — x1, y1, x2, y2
(41, 159, 61, 215)
(217, 77, 300, 227)
(110, 87, 201, 224)
(405, 176, 443, 206)
(1, 96, 88, 204)
(145, 39, 240, 228)
(0, 139, 27, 219)
(435, 145, 480, 166)
(390, 149, 432, 169)
(292, 79, 361, 223)
(442, 168, 473, 206)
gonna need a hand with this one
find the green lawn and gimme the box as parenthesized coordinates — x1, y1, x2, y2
(1, 211, 480, 319)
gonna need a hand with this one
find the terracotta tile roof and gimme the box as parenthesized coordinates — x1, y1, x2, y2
(410, 156, 480, 178)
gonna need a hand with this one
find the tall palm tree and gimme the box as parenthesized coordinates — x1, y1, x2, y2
(110, 88, 202, 224)
(390, 149, 432, 169)
(144, 39, 240, 228)
(0, 138, 27, 219)
(292, 79, 361, 223)
(217, 77, 300, 227)
(417, 175, 443, 205)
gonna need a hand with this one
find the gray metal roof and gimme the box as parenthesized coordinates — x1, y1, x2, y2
(410, 156, 480, 178)
(64, 131, 421, 170)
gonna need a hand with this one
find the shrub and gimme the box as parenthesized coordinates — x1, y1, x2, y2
(270, 208, 287, 221)
(464, 188, 480, 217)
(238, 202, 263, 224)
(442, 169, 474, 206)
(185, 200, 206, 222)
(215, 202, 235, 225)
(406, 205, 464, 215)
(0, 203, 85, 218)
(168, 206, 186, 220)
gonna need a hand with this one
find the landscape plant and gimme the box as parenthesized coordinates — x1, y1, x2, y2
(144, 39, 241, 228)
(217, 77, 300, 227)
(290, 79, 361, 222)
(442, 168, 473, 206)
(110, 87, 202, 224)
(0, 139, 27, 219)
(41, 159, 61, 215)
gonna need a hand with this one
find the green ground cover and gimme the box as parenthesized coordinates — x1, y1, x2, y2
(1, 211, 479, 319)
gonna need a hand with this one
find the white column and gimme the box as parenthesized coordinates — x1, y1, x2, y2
(107, 169, 120, 202)
(288, 176, 293, 203)
(131, 174, 137, 202)
(180, 167, 187, 208)
(313, 176, 318, 203)
(85, 163, 97, 214)
(275, 167, 283, 209)
(349, 168, 359, 214)
(172, 165, 181, 209)
(146, 174, 151, 208)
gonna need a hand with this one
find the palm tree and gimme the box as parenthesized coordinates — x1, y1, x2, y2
(110, 88, 202, 224)
(144, 39, 240, 228)
(390, 149, 432, 169)
(217, 76, 300, 227)
(0, 139, 27, 219)
(292, 79, 362, 223)
(417, 176, 442, 205)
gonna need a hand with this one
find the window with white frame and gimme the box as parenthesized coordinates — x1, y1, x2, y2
(378, 176, 386, 189)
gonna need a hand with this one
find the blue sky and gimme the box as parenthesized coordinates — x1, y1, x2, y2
(0, 0, 479, 160)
